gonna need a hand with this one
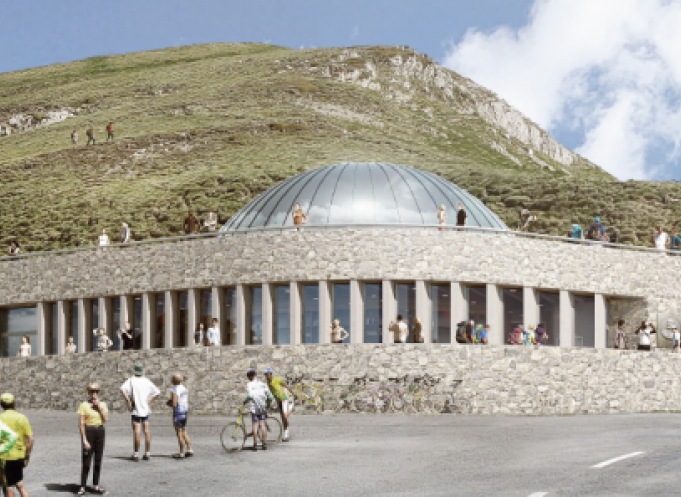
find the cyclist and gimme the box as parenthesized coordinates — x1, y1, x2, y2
(264, 368, 294, 442)
(243, 369, 273, 451)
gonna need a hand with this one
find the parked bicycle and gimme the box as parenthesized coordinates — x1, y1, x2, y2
(220, 405, 282, 453)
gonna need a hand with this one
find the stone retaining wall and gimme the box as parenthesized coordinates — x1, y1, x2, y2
(4, 344, 681, 416)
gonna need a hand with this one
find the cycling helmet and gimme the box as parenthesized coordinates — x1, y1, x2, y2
(264, 368, 273, 374)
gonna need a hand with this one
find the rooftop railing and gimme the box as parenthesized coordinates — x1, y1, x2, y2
(0, 223, 677, 262)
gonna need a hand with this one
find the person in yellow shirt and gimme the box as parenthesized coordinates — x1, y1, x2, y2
(264, 368, 294, 442)
(0, 393, 33, 497)
(77, 383, 108, 495)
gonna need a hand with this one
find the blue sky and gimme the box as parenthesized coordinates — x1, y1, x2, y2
(2, 0, 680, 180)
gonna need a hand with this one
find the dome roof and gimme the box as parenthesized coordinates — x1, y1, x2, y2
(221, 162, 508, 231)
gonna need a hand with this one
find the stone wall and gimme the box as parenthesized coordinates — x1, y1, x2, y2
(4, 344, 681, 416)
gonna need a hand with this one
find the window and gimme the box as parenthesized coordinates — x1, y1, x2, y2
(333, 283, 351, 344)
(364, 283, 382, 343)
(274, 286, 291, 344)
(303, 284, 319, 344)
(503, 288, 523, 341)
(431, 285, 451, 343)
(200, 290, 213, 332)
(538, 292, 560, 346)
(155, 294, 165, 349)
(132, 296, 143, 349)
(70, 301, 80, 352)
(91, 299, 99, 352)
(113, 298, 122, 350)
(396, 283, 417, 342)
(574, 296, 595, 348)
(224, 288, 237, 346)
(249, 287, 263, 345)
(466, 287, 487, 329)
(0, 307, 37, 357)
(46, 303, 57, 355)
(178, 292, 188, 348)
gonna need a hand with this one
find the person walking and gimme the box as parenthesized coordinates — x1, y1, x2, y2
(330, 319, 349, 344)
(117, 322, 135, 351)
(635, 321, 656, 351)
(93, 328, 113, 352)
(86, 126, 96, 146)
(264, 368, 294, 442)
(203, 211, 217, 232)
(71, 129, 78, 148)
(65, 336, 77, 354)
(437, 205, 447, 232)
(206, 318, 221, 347)
(456, 203, 467, 229)
(614, 319, 627, 350)
(166, 374, 193, 459)
(77, 383, 108, 496)
(106, 122, 114, 142)
(120, 363, 160, 461)
(16, 337, 30, 358)
(183, 210, 199, 236)
(243, 369, 273, 451)
(194, 323, 205, 347)
(120, 222, 131, 245)
(97, 229, 109, 247)
(652, 226, 670, 251)
(0, 393, 34, 497)
(670, 228, 681, 255)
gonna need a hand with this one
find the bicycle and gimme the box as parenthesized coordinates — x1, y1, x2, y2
(352, 383, 414, 413)
(322, 380, 365, 413)
(448, 381, 472, 414)
(220, 405, 282, 453)
(292, 383, 327, 412)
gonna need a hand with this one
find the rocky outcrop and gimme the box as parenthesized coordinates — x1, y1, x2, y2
(0, 109, 75, 136)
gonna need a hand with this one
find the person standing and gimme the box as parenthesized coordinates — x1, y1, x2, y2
(478, 324, 490, 345)
(120, 222, 131, 245)
(117, 322, 135, 351)
(93, 329, 113, 352)
(392, 315, 409, 343)
(330, 319, 349, 344)
(292, 203, 308, 230)
(535, 323, 548, 346)
(86, 126, 96, 146)
(8, 242, 20, 260)
(65, 336, 77, 355)
(16, 337, 30, 358)
(437, 205, 447, 232)
(673, 326, 680, 353)
(206, 318, 221, 347)
(412, 317, 423, 343)
(71, 129, 79, 148)
(508, 324, 523, 345)
(456, 203, 466, 228)
(0, 393, 34, 497)
(183, 210, 199, 236)
(264, 368, 294, 442)
(97, 229, 109, 247)
(635, 321, 656, 351)
(243, 369, 273, 451)
(120, 363, 160, 461)
(77, 383, 108, 496)
(203, 211, 217, 232)
(614, 319, 627, 350)
(106, 122, 114, 142)
(652, 226, 670, 251)
(670, 228, 681, 255)
(194, 323, 205, 347)
(167, 374, 193, 459)
(587, 217, 606, 243)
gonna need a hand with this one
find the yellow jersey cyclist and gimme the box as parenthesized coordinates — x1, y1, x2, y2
(264, 368, 294, 442)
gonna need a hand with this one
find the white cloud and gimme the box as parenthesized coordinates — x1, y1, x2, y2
(443, 0, 681, 180)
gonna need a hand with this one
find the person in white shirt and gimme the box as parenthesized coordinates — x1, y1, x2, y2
(65, 337, 77, 354)
(93, 328, 113, 352)
(166, 374, 193, 459)
(120, 362, 160, 461)
(206, 318, 221, 346)
(120, 222, 131, 244)
(652, 226, 670, 251)
(635, 321, 656, 351)
(243, 369, 273, 450)
(203, 211, 217, 232)
(17, 336, 31, 358)
(97, 229, 110, 247)
(389, 315, 409, 343)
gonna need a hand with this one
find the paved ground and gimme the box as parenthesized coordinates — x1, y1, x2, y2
(13, 410, 681, 496)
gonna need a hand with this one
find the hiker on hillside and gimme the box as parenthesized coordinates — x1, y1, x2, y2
(587, 217, 607, 244)
(456, 203, 467, 229)
(86, 126, 96, 145)
(183, 210, 199, 236)
(120, 222, 131, 245)
(568, 224, 583, 244)
(652, 226, 670, 251)
(71, 129, 78, 148)
(518, 209, 535, 231)
(106, 122, 114, 141)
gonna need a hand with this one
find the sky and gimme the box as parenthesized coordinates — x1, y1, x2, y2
(1, 0, 679, 180)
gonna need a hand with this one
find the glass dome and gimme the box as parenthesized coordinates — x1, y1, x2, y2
(221, 162, 508, 230)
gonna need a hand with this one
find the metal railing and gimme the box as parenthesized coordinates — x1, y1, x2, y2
(0, 223, 677, 262)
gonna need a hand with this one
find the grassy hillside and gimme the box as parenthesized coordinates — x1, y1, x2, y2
(0, 42, 678, 251)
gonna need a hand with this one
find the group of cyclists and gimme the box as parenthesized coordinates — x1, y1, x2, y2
(245, 368, 294, 450)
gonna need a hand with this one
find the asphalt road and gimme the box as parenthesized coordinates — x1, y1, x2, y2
(13, 410, 681, 496)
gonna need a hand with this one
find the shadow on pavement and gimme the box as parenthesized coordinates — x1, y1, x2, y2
(44, 483, 81, 493)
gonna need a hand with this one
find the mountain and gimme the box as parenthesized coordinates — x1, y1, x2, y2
(0, 42, 678, 250)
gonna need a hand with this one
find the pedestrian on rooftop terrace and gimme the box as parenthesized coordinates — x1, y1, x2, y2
(86, 126, 96, 146)
(437, 205, 446, 232)
(652, 225, 670, 251)
(635, 321, 656, 351)
(587, 216, 607, 244)
(183, 210, 199, 236)
(120, 222, 131, 245)
(97, 228, 109, 247)
(456, 203, 466, 229)
(518, 209, 535, 231)
(203, 211, 217, 232)
(292, 203, 308, 231)
(670, 228, 681, 255)
(106, 122, 114, 141)
(607, 230, 619, 248)
(568, 223, 583, 243)
(614, 319, 627, 350)
(71, 129, 78, 148)
(8, 241, 20, 260)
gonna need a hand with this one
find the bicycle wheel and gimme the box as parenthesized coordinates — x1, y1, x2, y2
(374, 386, 397, 413)
(388, 390, 411, 413)
(351, 389, 379, 413)
(429, 392, 447, 414)
(261, 417, 282, 446)
(221, 422, 247, 453)
(295, 385, 323, 412)
(320, 388, 341, 413)
(453, 396, 472, 414)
